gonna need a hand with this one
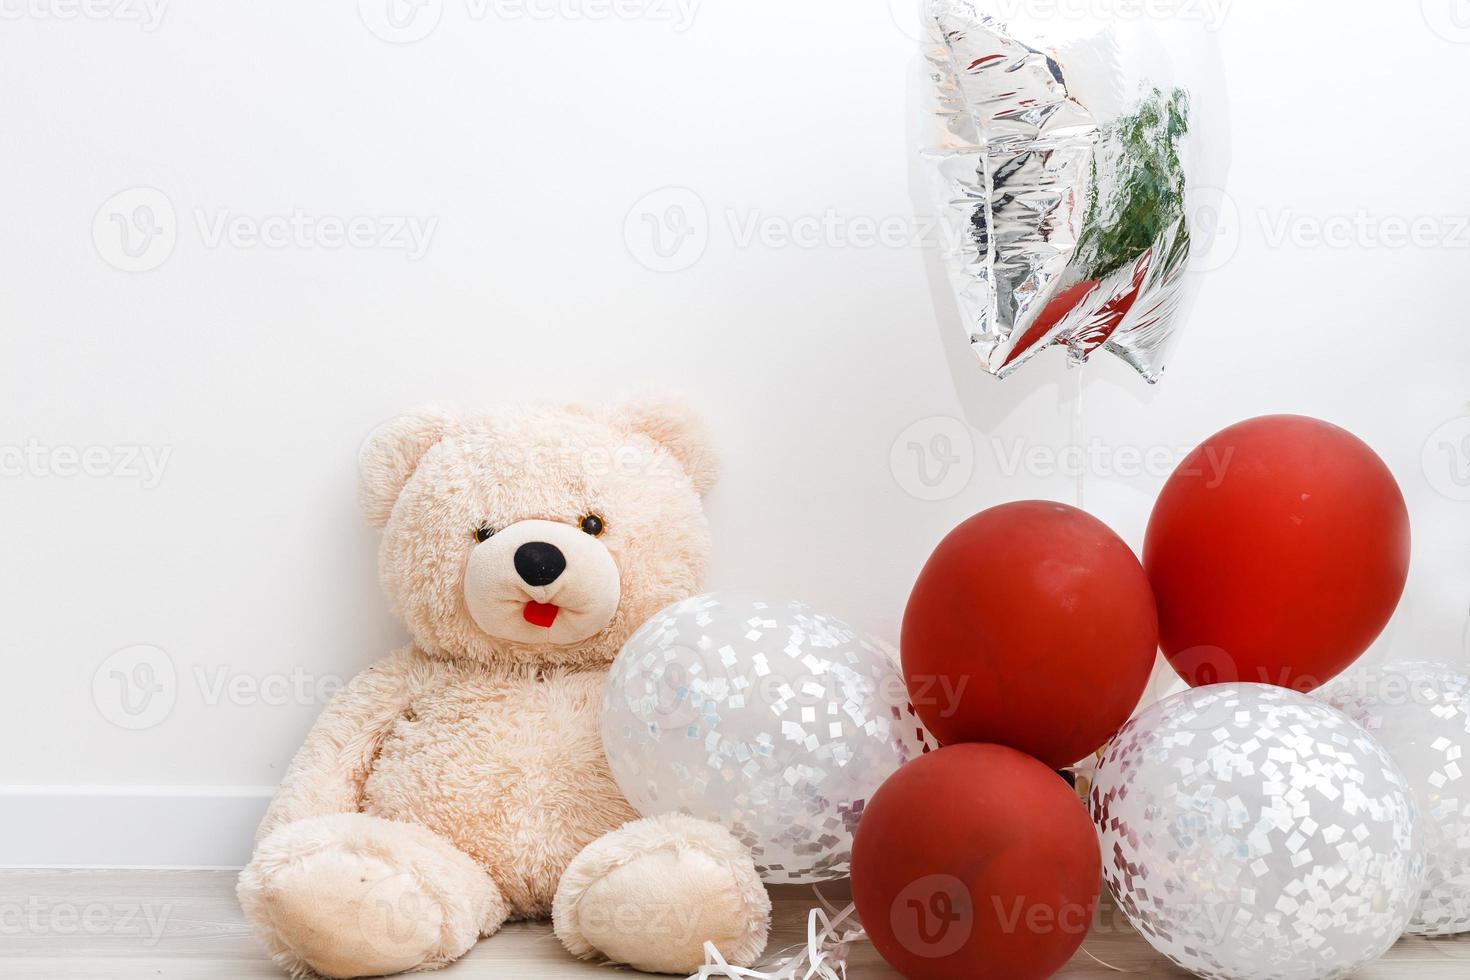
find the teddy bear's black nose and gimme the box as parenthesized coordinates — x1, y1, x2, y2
(514, 541, 566, 588)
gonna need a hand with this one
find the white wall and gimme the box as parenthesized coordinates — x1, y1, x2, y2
(2, 1, 1468, 865)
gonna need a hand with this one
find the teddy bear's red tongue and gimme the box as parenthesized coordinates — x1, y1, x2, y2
(523, 601, 560, 628)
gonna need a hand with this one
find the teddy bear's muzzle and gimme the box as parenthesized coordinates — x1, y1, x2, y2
(463, 519, 622, 647)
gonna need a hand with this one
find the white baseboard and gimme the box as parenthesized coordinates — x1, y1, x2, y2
(0, 786, 275, 869)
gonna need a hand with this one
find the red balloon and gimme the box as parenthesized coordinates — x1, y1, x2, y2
(852, 744, 1100, 980)
(1145, 415, 1410, 692)
(901, 501, 1158, 768)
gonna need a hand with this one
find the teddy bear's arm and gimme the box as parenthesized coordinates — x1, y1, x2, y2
(255, 647, 423, 842)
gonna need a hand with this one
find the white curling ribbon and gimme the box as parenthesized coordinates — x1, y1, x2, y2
(686, 887, 1130, 977)
(1079, 946, 1129, 974)
(1065, 759, 1098, 782)
(689, 890, 866, 980)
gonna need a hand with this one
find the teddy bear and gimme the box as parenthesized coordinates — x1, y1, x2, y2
(237, 397, 772, 978)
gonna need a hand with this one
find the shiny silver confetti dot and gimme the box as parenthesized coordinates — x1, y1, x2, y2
(601, 593, 935, 884)
(1091, 683, 1424, 980)
(1320, 662, 1470, 936)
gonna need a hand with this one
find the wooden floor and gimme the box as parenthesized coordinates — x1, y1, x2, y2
(0, 871, 1465, 978)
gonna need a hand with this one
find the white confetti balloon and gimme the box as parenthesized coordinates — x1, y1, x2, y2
(1090, 684, 1424, 980)
(601, 593, 935, 884)
(1320, 663, 1470, 936)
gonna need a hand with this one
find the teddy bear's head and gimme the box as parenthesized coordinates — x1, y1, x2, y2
(358, 397, 717, 668)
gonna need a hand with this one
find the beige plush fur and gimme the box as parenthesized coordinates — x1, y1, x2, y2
(554, 813, 772, 973)
(238, 398, 769, 978)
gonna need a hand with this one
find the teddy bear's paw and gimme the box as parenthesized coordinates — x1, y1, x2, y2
(238, 813, 509, 978)
(553, 813, 771, 975)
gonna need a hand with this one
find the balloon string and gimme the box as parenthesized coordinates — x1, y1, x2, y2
(686, 889, 867, 980)
(1067, 357, 1086, 511)
(684, 886, 1134, 978)
(1080, 945, 1130, 973)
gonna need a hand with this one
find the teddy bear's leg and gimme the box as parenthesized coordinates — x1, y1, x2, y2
(553, 813, 771, 975)
(238, 812, 509, 979)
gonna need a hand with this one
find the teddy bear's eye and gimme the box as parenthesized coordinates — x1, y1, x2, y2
(580, 514, 605, 537)
(474, 525, 496, 544)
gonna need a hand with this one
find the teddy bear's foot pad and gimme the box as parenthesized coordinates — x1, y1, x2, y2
(553, 813, 771, 975)
(238, 813, 508, 978)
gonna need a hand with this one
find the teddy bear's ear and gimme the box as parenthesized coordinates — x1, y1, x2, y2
(613, 394, 720, 497)
(358, 407, 458, 528)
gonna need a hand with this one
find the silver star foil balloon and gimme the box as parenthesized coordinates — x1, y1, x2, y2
(917, 1, 1230, 381)
(1320, 663, 1470, 936)
(1090, 684, 1425, 980)
(601, 593, 935, 884)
